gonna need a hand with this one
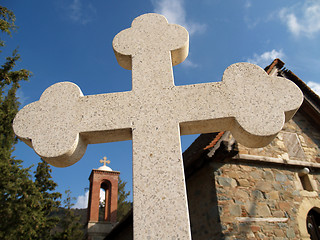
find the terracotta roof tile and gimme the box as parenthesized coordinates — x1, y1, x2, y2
(203, 131, 225, 150)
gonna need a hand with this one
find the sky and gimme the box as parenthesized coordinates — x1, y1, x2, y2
(3, 0, 320, 208)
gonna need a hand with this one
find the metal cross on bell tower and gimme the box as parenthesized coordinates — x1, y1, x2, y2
(100, 156, 110, 167)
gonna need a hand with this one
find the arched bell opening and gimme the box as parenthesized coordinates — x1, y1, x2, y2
(99, 180, 112, 222)
(87, 166, 120, 224)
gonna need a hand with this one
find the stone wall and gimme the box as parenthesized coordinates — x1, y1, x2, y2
(186, 109, 320, 239)
(187, 159, 320, 240)
(237, 111, 320, 163)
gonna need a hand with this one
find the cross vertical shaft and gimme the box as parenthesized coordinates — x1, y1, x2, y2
(132, 52, 175, 92)
(132, 121, 191, 238)
(114, 15, 192, 237)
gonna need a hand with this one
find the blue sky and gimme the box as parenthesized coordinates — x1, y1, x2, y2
(3, 0, 320, 208)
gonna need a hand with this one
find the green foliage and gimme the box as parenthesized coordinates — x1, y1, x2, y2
(0, 5, 31, 163)
(0, 5, 68, 240)
(0, 163, 44, 239)
(117, 177, 132, 221)
(34, 160, 62, 240)
(0, 4, 30, 163)
(0, 5, 41, 240)
(53, 190, 84, 240)
(0, 6, 16, 48)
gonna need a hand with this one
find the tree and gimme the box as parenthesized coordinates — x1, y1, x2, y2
(0, 5, 42, 240)
(34, 159, 62, 239)
(117, 177, 132, 221)
(0, 6, 31, 162)
(53, 190, 84, 240)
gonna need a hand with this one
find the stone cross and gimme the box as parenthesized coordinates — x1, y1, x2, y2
(13, 13, 303, 239)
(100, 156, 110, 166)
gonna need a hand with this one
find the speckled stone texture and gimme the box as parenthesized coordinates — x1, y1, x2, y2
(13, 13, 303, 239)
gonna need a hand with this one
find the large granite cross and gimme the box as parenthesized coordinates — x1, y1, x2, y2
(13, 13, 303, 239)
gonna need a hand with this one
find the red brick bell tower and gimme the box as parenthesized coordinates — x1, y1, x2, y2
(86, 157, 120, 240)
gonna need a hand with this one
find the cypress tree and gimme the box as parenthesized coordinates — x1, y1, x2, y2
(0, 6, 64, 239)
(117, 177, 132, 221)
(0, 5, 42, 240)
(34, 160, 62, 239)
(53, 190, 84, 240)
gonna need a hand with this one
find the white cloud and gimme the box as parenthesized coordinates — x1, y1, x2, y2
(279, 2, 320, 37)
(64, 0, 96, 25)
(73, 189, 105, 209)
(16, 88, 28, 106)
(182, 59, 198, 68)
(152, 0, 206, 35)
(73, 190, 89, 209)
(247, 49, 285, 68)
(245, 0, 252, 9)
(244, 15, 259, 29)
(307, 81, 320, 96)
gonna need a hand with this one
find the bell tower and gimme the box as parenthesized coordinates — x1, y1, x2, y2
(86, 157, 120, 240)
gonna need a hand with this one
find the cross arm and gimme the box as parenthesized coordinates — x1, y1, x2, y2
(13, 82, 134, 167)
(78, 92, 134, 144)
(176, 63, 303, 147)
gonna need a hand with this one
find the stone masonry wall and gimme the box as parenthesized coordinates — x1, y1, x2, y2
(187, 160, 320, 240)
(187, 109, 320, 240)
(237, 111, 320, 163)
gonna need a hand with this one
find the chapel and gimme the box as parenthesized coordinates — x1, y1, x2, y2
(102, 59, 320, 240)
